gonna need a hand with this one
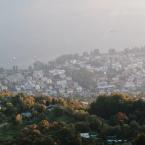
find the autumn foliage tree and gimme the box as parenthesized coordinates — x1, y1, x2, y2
(15, 114, 22, 124)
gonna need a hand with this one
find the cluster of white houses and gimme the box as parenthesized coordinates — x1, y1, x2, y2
(1, 48, 145, 97)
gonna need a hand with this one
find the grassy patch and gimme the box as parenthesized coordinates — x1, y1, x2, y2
(46, 111, 75, 123)
(0, 124, 24, 141)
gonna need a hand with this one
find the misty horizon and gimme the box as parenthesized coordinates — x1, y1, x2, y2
(1, 0, 145, 67)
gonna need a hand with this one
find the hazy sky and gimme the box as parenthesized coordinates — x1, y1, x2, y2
(1, 0, 145, 67)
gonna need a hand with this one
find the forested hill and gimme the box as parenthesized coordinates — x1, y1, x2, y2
(0, 93, 145, 145)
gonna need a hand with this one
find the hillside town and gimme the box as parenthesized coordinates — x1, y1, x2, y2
(1, 47, 145, 98)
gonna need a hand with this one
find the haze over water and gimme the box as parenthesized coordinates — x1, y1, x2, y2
(1, 0, 145, 67)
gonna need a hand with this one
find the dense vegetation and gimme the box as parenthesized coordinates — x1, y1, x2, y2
(0, 93, 145, 145)
(66, 68, 96, 90)
(89, 94, 145, 140)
